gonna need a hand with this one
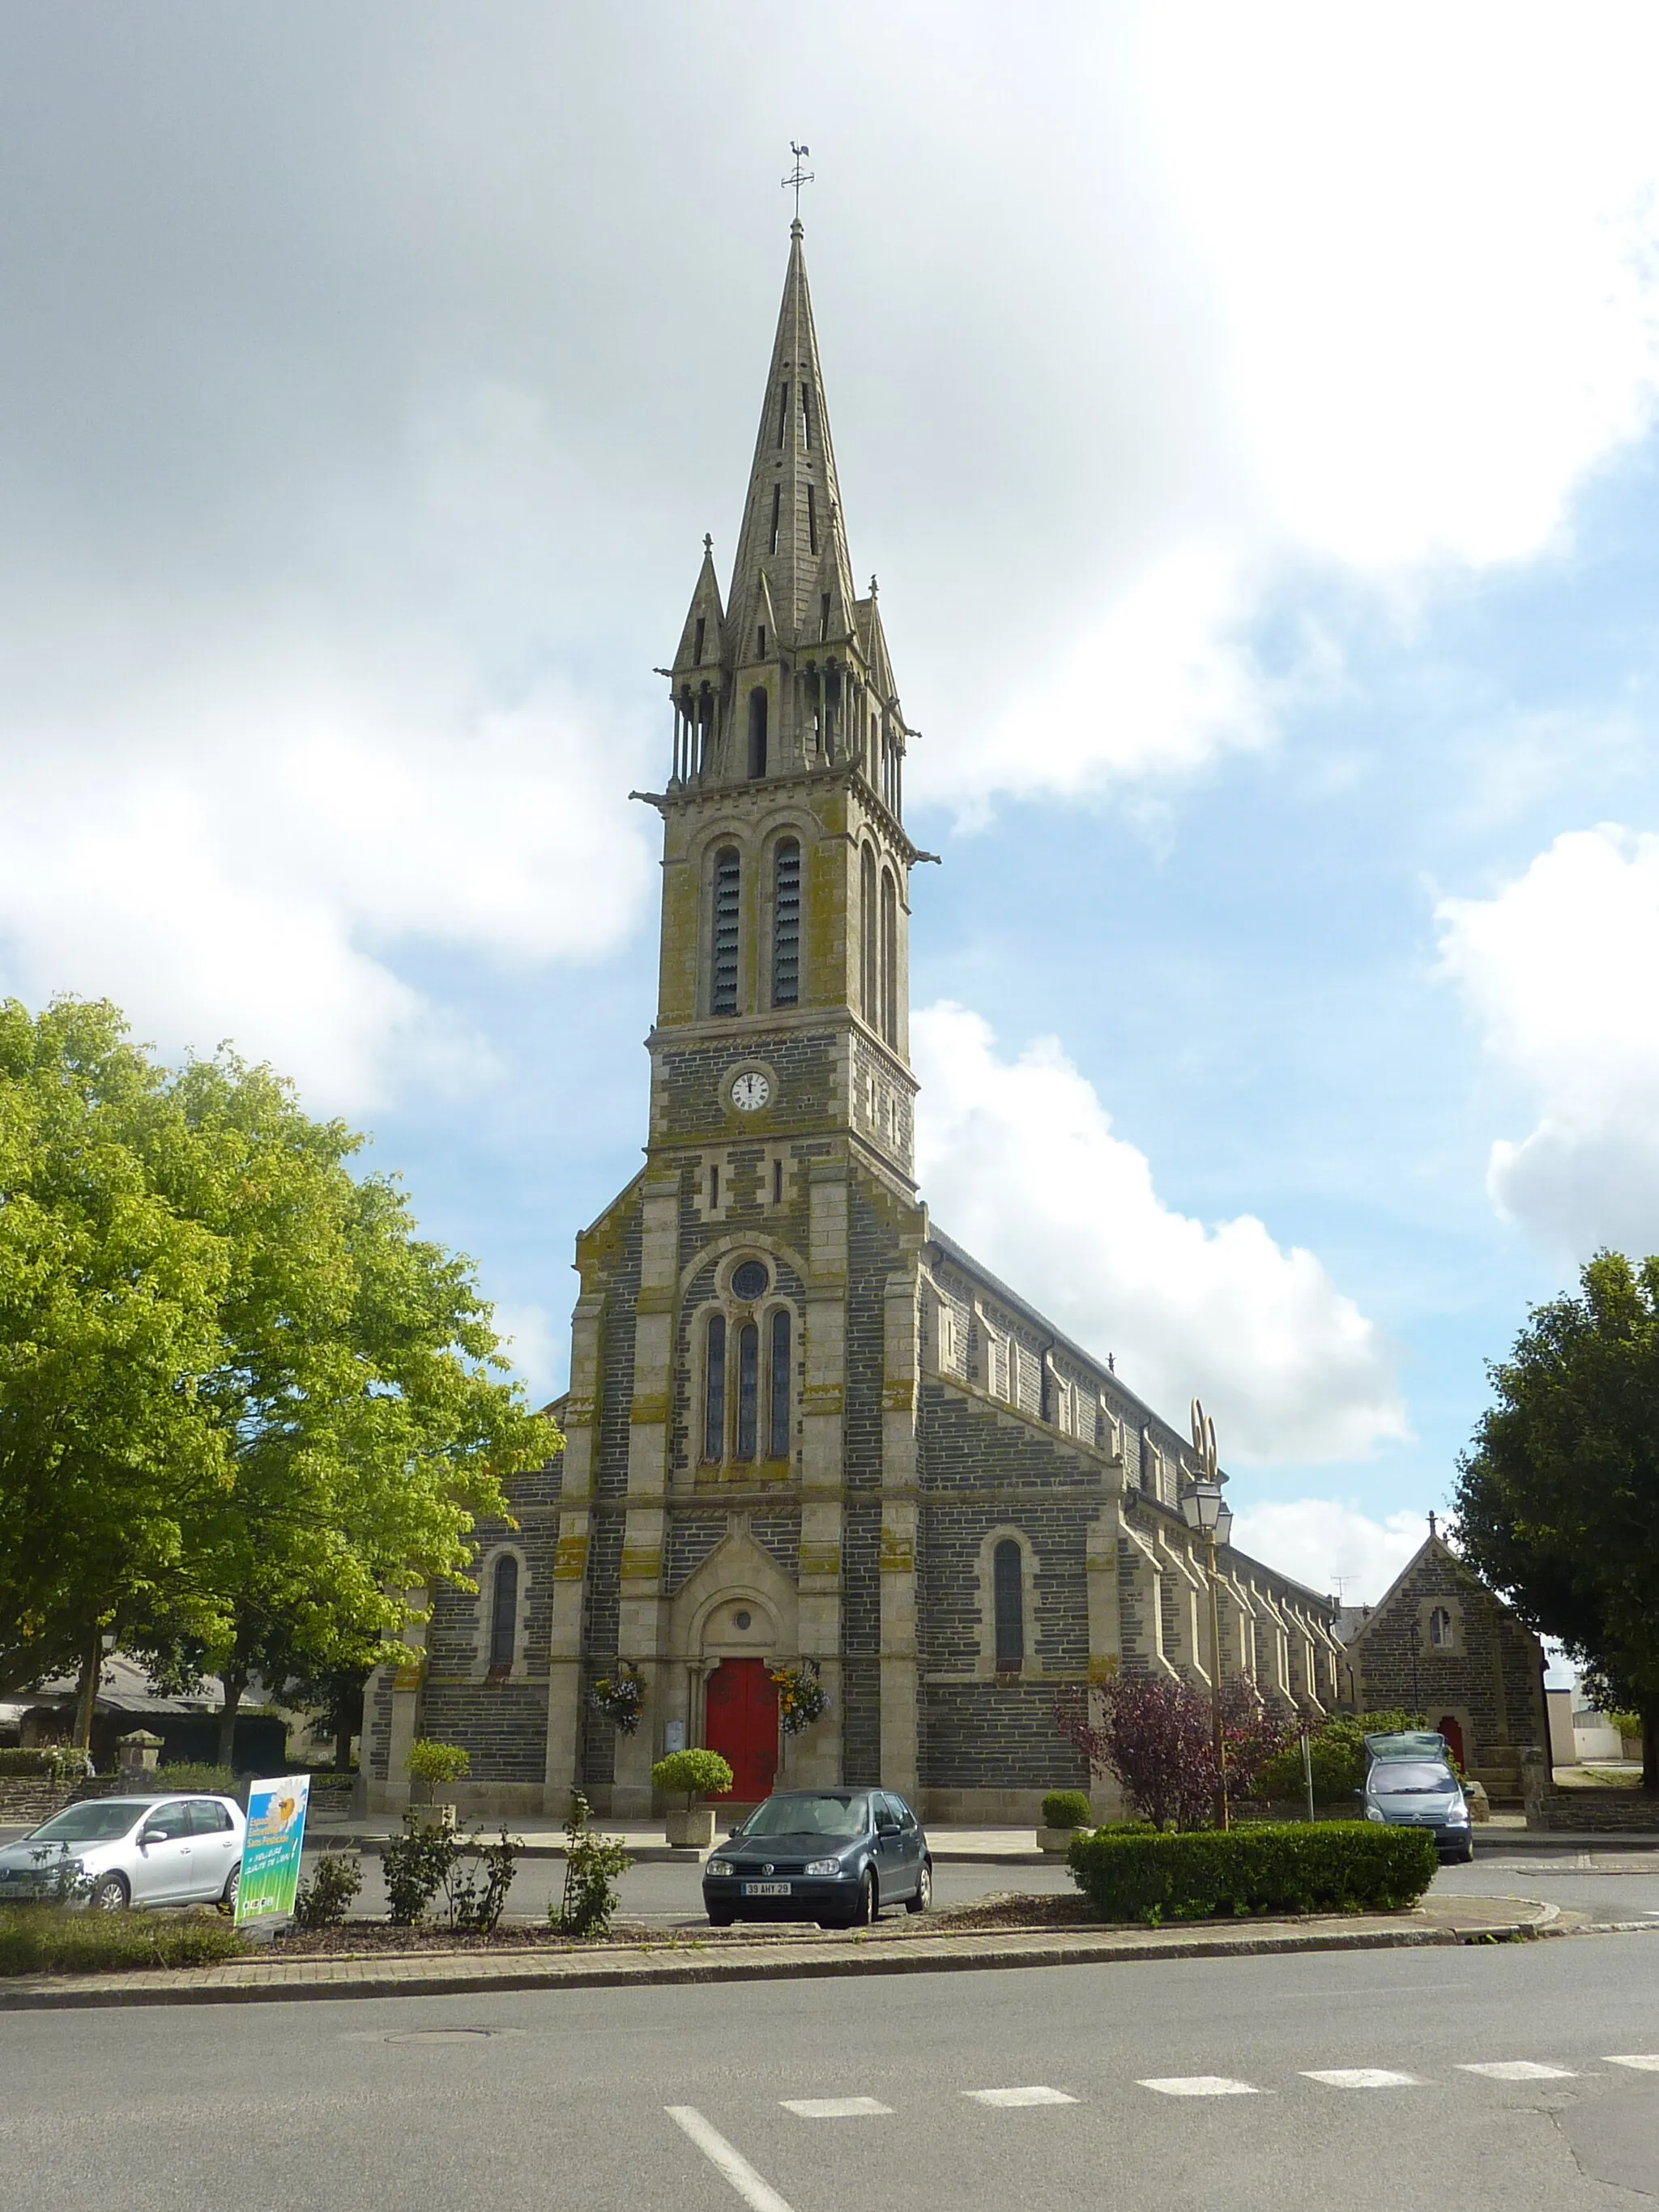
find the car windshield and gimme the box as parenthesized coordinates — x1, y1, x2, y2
(738, 1794, 868, 1839)
(25, 1802, 147, 1843)
(1371, 1764, 1456, 1795)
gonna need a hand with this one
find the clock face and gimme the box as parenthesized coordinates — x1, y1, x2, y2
(730, 1071, 771, 1113)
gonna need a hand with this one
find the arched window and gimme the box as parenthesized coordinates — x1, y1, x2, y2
(880, 868, 898, 1046)
(711, 847, 740, 1015)
(769, 1310, 791, 1459)
(488, 1554, 518, 1673)
(772, 839, 800, 1008)
(1429, 1605, 1453, 1648)
(993, 1539, 1025, 1671)
(748, 687, 768, 778)
(736, 1321, 759, 1460)
(860, 846, 877, 1026)
(704, 1315, 727, 1461)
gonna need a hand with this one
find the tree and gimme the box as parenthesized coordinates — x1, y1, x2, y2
(1056, 1674, 1298, 1831)
(1452, 1251, 1659, 1792)
(0, 997, 553, 1753)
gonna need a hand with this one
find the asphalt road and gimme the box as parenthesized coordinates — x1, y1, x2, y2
(6, 1935, 1658, 2210)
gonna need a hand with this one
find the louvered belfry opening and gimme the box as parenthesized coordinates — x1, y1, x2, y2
(773, 837, 801, 1006)
(711, 847, 740, 1014)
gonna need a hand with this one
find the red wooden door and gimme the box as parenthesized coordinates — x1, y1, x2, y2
(1437, 1714, 1466, 1769)
(704, 1658, 778, 1801)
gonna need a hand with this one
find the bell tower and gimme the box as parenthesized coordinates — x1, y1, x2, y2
(641, 219, 923, 1187)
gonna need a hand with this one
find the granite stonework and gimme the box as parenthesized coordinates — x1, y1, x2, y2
(363, 221, 1346, 1823)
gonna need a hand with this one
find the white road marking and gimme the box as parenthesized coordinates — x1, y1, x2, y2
(780, 2097, 892, 2118)
(1606, 2055, 1659, 2072)
(1457, 2062, 1578, 2082)
(1139, 2076, 1260, 2097)
(666, 2107, 796, 2212)
(963, 2086, 1077, 2108)
(1302, 2069, 1423, 2090)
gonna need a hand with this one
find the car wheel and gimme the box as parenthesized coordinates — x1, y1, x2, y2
(905, 1859, 932, 1915)
(219, 1862, 241, 1914)
(90, 1872, 130, 1913)
(707, 1912, 734, 1928)
(848, 1869, 877, 1927)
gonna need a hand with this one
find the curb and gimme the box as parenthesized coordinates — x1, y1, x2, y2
(0, 1913, 1566, 2014)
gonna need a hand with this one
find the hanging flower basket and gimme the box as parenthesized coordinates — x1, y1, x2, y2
(770, 1659, 830, 1737)
(591, 1662, 645, 1735)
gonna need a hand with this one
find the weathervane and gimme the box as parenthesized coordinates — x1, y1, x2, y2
(783, 141, 814, 220)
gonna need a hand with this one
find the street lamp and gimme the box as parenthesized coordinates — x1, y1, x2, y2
(1183, 1400, 1231, 1831)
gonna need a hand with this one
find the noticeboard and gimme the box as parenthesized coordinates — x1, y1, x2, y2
(235, 1774, 312, 1925)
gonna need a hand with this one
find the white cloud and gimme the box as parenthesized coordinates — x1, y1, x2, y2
(1437, 825, 1659, 1255)
(489, 1301, 564, 1409)
(911, 1004, 1407, 1464)
(1227, 1500, 1427, 1606)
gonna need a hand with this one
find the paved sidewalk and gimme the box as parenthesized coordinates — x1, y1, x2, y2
(1, 1891, 1617, 2014)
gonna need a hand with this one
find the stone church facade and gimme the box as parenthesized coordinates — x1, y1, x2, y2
(365, 223, 1341, 1821)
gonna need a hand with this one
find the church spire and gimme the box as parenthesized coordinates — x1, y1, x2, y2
(727, 222, 858, 654)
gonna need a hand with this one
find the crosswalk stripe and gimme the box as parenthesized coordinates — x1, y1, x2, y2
(1457, 2062, 1577, 2081)
(779, 2098, 892, 2118)
(1139, 2076, 1259, 2097)
(1605, 2056, 1659, 2072)
(963, 2086, 1077, 2108)
(1302, 2069, 1423, 2089)
(666, 2107, 796, 2212)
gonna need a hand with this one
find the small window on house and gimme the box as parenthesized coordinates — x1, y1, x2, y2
(1429, 1606, 1453, 1648)
(488, 1554, 518, 1672)
(993, 1539, 1025, 1671)
(704, 1315, 727, 1460)
(772, 837, 800, 1007)
(711, 847, 740, 1014)
(769, 1310, 791, 1458)
(748, 688, 768, 778)
(807, 484, 817, 556)
(736, 1320, 759, 1459)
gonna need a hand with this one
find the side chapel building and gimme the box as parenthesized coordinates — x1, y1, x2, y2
(365, 222, 1341, 1821)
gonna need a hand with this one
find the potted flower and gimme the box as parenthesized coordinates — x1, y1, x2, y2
(1037, 1789, 1093, 1852)
(769, 1659, 830, 1736)
(650, 1748, 736, 1850)
(407, 1739, 471, 1830)
(591, 1662, 646, 1735)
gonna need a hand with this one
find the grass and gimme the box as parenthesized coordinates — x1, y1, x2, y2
(0, 1906, 249, 1978)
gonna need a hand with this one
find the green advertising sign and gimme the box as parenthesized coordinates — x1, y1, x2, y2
(236, 1774, 311, 1925)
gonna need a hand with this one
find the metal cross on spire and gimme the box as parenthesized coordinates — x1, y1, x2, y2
(783, 142, 814, 220)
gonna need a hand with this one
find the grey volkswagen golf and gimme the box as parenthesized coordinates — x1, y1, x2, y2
(702, 1789, 932, 1928)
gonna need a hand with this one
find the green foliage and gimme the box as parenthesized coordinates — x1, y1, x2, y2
(1453, 1251, 1659, 1781)
(377, 1813, 518, 1931)
(152, 1762, 237, 1793)
(292, 1851, 363, 1929)
(448, 1831, 519, 1934)
(0, 1746, 92, 1780)
(1254, 1712, 1430, 1806)
(1066, 1821, 1439, 1925)
(0, 995, 552, 1728)
(552, 1792, 631, 1937)
(1607, 1710, 1643, 1741)
(407, 1740, 471, 1792)
(650, 1748, 735, 1808)
(0, 1905, 248, 1976)
(1041, 1790, 1094, 1829)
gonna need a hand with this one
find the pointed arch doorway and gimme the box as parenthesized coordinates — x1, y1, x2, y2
(705, 1657, 778, 1803)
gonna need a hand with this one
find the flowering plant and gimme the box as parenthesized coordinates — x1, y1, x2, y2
(770, 1659, 830, 1737)
(591, 1663, 645, 1735)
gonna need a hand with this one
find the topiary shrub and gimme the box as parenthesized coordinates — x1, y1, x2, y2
(650, 1748, 735, 1809)
(1066, 1821, 1439, 1926)
(406, 1740, 471, 1803)
(1041, 1791, 1094, 1830)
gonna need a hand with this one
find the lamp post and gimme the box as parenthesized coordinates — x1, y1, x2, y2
(1182, 1400, 1235, 1831)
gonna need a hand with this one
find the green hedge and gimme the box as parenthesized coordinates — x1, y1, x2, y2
(1041, 1791, 1094, 1829)
(0, 1907, 249, 1977)
(153, 1762, 237, 1793)
(1066, 1821, 1439, 1925)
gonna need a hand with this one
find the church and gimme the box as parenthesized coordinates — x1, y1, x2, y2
(364, 221, 1341, 1822)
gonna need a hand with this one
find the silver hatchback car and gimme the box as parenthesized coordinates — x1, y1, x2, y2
(0, 1793, 245, 1912)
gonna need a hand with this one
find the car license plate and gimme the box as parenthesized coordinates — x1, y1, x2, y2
(742, 1881, 792, 1896)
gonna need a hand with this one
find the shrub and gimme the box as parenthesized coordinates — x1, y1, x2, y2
(448, 1831, 520, 1934)
(552, 1792, 631, 1937)
(1607, 1710, 1642, 1742)
(153, 1762, 237, 1794)
(0, 1747, 92, 1782)
(406, 1741, 471, 1801)
(0, 1906, 248, 1977)
(1066, 1821, 1439, 1926)
(650, 1749, 735, 1809)
(1041, 1791, 1093, 1829)
(1056, 1677, 1299, 1830)
(381, 1813, 458, 1925)
(292, 1852, 363, 1929)
(1254, 1711, 1435, 1806)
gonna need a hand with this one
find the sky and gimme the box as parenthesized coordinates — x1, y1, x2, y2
(5, 3, 1659, 1602)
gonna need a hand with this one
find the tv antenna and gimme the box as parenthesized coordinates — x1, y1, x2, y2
(783, 142, 814, 221)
